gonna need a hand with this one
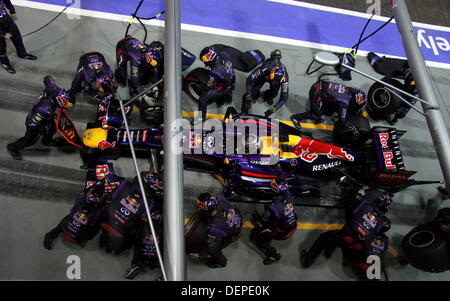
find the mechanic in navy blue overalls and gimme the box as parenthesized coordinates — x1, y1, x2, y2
(6, 76, 76, 160)
(300, 191, 393, 280)
(197, 46, 236, 122)
(250, 176, 298, 265)
(290, 80, 367, 129)
(70, 52, 117, 103)
(43, 180, 108, 249)
(241, 50, 289, 118)
(0, 0, 37, 74)
(99, 172, 162, 255)
(116, 36, 163, 99)
(125, 201, 163, 279)
(195, 192, 242, 268)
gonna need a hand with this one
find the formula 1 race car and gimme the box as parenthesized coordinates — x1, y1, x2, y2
(80, 106, 436, 201)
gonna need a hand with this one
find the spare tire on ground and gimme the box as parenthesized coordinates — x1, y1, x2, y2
(333, 114, 371, 146)
(183, 67, 210, 104)
(185, 211, 208, 254)
(401, 224, 449, 273)
(367, 77, 404, 120)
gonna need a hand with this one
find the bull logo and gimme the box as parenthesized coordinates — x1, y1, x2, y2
(292, 137, 354, 163)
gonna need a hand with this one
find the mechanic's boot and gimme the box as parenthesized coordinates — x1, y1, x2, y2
(314, 117, 324, 124)
(300, 250, 310, 268)
(1, 62, 16, 74)
(6, 144, 22, 160)
(207, 261, 227, 269)
(367, 52, 379, 65)
(41, 138, 59, 147)
(19, 54, 38, 61)
(124, 263, 142, 280)
(438, 186, 449, 200)
(263, 253, 281, 265)
(290, 116, 302, 129)
(43, 231, 59, 250)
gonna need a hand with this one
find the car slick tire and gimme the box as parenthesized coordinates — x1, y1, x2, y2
(367, 77, 403, 119)
(185, 211, 208, 254)
(184, 68, 210, 104)
(401, 224, 449, 273)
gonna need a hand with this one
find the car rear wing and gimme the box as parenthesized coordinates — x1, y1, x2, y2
(371, 127, 406, 172)
(366, 126, 419, 191)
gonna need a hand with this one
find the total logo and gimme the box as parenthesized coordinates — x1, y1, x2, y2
(417, 29, 450, 56)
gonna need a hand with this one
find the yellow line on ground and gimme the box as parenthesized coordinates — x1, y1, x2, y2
(181, 111, 334, 131)
(184, 218, 398, 257)
(130, 107, 333, 130)
(388, 246, 399, 257)
(185, 218, 343, 231)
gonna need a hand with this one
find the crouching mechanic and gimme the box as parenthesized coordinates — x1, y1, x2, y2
(290, 80, 367, 130)
(197, 46, 236, 122)
(300, 191, 393, 280)
(70, 51, 117, 103)
(0, 0, 37, 74)
(43, 181, 107, 249)
(99, 172, 163, 254)
(6, 75, 76, 160)
(124, 205, 163, 279)
(116, 36, 163, 95)
(241, 50, 289, 117)
(196, 192, 242, 268)
(250, 177, 298, 265)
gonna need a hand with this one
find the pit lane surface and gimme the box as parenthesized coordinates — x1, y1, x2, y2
(0, 4, 449, 280)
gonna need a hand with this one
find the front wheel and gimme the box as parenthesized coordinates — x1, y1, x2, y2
(183, 68, 210, 104)
(367, 77, 404, 119)
(185, 211, 208, 254)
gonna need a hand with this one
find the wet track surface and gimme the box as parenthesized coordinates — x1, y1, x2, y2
(0, 3, 449, 280)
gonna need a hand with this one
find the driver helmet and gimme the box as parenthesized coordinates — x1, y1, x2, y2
(55, 88, 76, 109)
(200, 46, 218, 66)
(372, 194, 394, 214)
(195, 192, 218, 211)
(269, 66, 286, 84)
(144, 48, 161, 68)
(270, 49, 282, 60)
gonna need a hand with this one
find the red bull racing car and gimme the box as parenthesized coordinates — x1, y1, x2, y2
(78, 106, 436, 201)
